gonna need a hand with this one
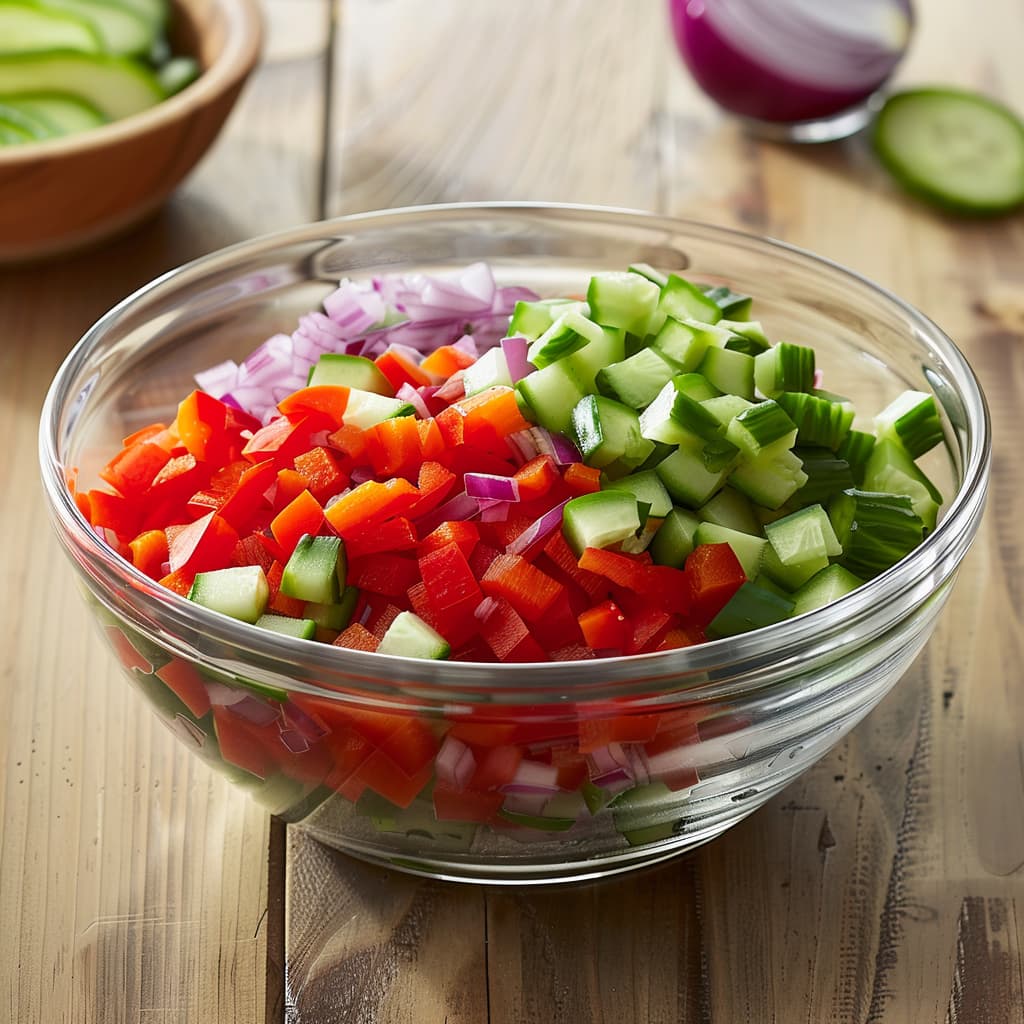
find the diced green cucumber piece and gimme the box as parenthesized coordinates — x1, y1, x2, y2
(305, 585, 358, 632)
(40, 0, 156, 56)
(527, 310, 604, 369)
(698, 345, 755, 400)
(508, 298, 587, 341)
(255, 613, 317, 640)
(280, 534, 346, 605)
(654, 442, 729, 508)
(706, 582, 794, 639)
(0, 91, 106, 134)
(0, 51, 164, 119)
(342, 388, 415, 429)
(604, 470, 673, 519)
(570, 394, 654, 472)
(759, 544, 829, 591)
(651, 317, 730, 372)
(650, 506, 701, 567)
(566, 326, 626, 391)
(725, 401, 797, 460)
(701, 393, 754, 427)
(828, 489, 925, 579)
(515, 358, 586, 436)
(775, 391, 854, 450)
(376, 611, 450, 659)
(794, 447, 856, 505)
(463, 346, 512, 396)
(764, 504, 842, 566)
(188, 565, 270, 624)
(673, 372, 721, 402)
(873, 390, 944, 458)
(752, 573, 793, 600)
(562, 490, 642, 556)
(730, 448, 808, 509)
(640, 378, 730, 452)
(499, 808, 576, 832)
(696, 486, 760, 535)
(309, 353, 394, 395)
(657, 274, 723, 326)
(587, 271, 661, 336)
(693, 523, 766, 581)
(699, 284, 753, 321)
(628, 262, 669, 288)
(862, 438, 942, 532)
(596, 347, 677, 409)
(722, 320, 770, 355)
(790, 564, 864, 617)
(836, 429, 876, 484)
(754, 342, 816, 397)
(0, 3, 103, 55)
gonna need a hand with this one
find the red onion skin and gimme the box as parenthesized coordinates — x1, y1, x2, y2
(669, 0, 908, 123)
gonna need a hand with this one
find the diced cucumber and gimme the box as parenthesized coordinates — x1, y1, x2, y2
(639, 378, 726, 447)
(725, 400, 797, 460)
(654, 441, 729, 508)
(657, 274, 723, 326)
(698, 345, 755, 400)
(0, 4, 102, 55)
(604, 470, 673, 519)
(706, 582, 794, 639)
(650, 506, 700, 568)
(699, 284, 753, 321)
(701, 393, 754, 427)
(754, 342, 815, 397)
(508, 298, 586, 341)
(627, 263, 669, 288)
(693, 523, 766, 581)
(722, 320, 770, 355)
(41, 0, 156, 56)
(730, 448, 808, 509)
(305, 586, 358, 632)
(873, 390, 944, 458)
(862, 438, 942, 532)
(463, 346, 512, 397)
(343, 388, 415, 429)
(596, 346, 677, 409)
(255, 613, 317, 640)
(527, 310, 604, 369)
(763, 504, 842, 566)
(376, 611, 451, 659)
(836, 429, 876, 484)
(587, 271, 661, 336)
(309, 353, 394, 395)
(651, 317, 730, 371)
(790, 564, 864, 617)
(566, 326, 626, 391)
(759, 544, 829, 591)
(562, 490, 642, 556)
(280, 534, 346, 605)
(775, 391, 854, 450)
(0, 51, 164, 119)
(828, 489, 925, 579)
(515, 358, 587, 436)
(696, 486, 760, 535)
(570, 394, 654, 472)
(794, 447, 856, 505)
(188, 565, 270, 624)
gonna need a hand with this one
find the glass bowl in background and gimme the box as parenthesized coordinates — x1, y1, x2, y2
(669, 0, 915, 142)
(39, 204, 988, 884)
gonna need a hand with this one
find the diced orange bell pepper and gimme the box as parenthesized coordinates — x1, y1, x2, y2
(277, 385, 350, 430)
(129, 529, 169, 579)
(513, 455, 560, 501)
(293, 447, 349, 505)
(270, 489, 324, 559)
(324, 478, 419, 536)
(419, 343, 477, 378)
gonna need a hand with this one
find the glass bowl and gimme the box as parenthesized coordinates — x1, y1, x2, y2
(39, 203, 989, 884)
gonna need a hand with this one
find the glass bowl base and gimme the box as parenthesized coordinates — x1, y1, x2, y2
(737, 95, 882, 143)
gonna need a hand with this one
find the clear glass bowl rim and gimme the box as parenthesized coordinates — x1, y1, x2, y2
(39, 201, 991, 700)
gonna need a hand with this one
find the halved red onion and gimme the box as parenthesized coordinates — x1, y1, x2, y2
(506, 499, 569, 556)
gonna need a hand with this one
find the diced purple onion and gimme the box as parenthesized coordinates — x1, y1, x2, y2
(474, 596, 500, 621)
(396, 382, 431, 419)
(434, 373, 466, 403)
(349, 466, 375, 486)
(228, 695, 282, 727)
(435, 735, 477, 790)
(480, 502, 511, 523)
(452, 333, 479, 358)
(279, 728, 311, 754)
(502, 759, 559, 792)
(283, 699, 329, 743)
(194, 359, 240, 396)
(206, 682, 248, 707)
(501, 791, 550, 816)
(500, 335, 532, 382)
(506, 499, 569, 556)
(464, 473, 520, 503)
(415, 490, 479, 533)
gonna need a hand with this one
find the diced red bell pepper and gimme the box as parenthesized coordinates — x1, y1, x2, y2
(416, 418, 446, 460)
(271, 468, 309, 512)
(155, 657, 211, 718)
(233, 533, 274, 572)
(332, 623, 381, 652)
(578, 599, 628, 651)
(216, 459, 277, 532)
(129, 529, 169, 579)
(365, 600, 404, 638)
(355, 750, 433, 808)
(686, 543, 746, 625)
(87, 489, 141, 540)
(433, 784, 505, 823)
(402, 461, 457, 521)
(276, 385, 350, 430)
(376, 718, 440, 776)
(212, 705, 276, 780)
(468, 742, 523, 789)
(266, 560, 307, 617)
(293, 447, 349, 505)
(577, 547, 650, 593)
(146, 453, 210, 512)
(656, 625, 704, 650)
(418, 542, 483, 638)
(242, 414, 316, 467)
(513, 455, 560, 501)
(477, 598, 548, 663)
(167, 511, 239, 574)
(349, 553, 419, 597)
(324, 478, 419, 536)
(326, 423, 367, 461)
(624, 605, 674, 655)
(269, 489, 324, 559)
(577, 710, 661, 753)
(468, 541, 501, 579)
(480, 552, 564, 623)
(176, 390, 237, 465)
(104, 624, 153, 674)
(344, 516, 419, 559)
(542, 532, 609, 602)
(419, 520, 479, 560)
(364, 415, 422, 479)
(100, 441, 173, 498)
(644, 564, 693, 617)
(158, 567, 195, 596)
(563, 462, 602, 495)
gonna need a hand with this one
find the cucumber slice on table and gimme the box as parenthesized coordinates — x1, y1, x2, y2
(0, 2, 103, 54)
(0, 51, 164, 119)
(873, 88, 1024, 215)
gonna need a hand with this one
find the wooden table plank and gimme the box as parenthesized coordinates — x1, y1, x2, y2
(0, 4, 329, 1022)
(285, 3, 1024, 1023)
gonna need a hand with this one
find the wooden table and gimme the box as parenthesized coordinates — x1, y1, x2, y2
(3, 2, 1023, 1021)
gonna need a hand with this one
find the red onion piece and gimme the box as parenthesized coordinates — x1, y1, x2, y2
(228, 695, 281, 727)
(396, 382, 431, 419)
(480, 502, 511, 523)
(279, 728, 311, 754)
(206, 682, 249, 707)
(504, 759, 559, 792)
(414, 490, 479, 533)
(435, 735, 477, 790)
(506, 499, 569, 556)
(434, 372, 466, 403)
(194, 359, 240, 396)
(464, 473, 520, 503)
(283, 699, 329, 742)
(501, 791, 550, 816)
(452, 333, 479, 358)
(500, 335, 532, 382)
(474, 596, 500, 622)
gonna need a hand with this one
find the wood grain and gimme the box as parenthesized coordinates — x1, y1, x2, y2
(0, 3, 328, 1022)
(282, 2, 1024, 1023)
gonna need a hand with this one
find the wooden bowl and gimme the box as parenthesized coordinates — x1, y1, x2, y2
(0, 0, 263, 263)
